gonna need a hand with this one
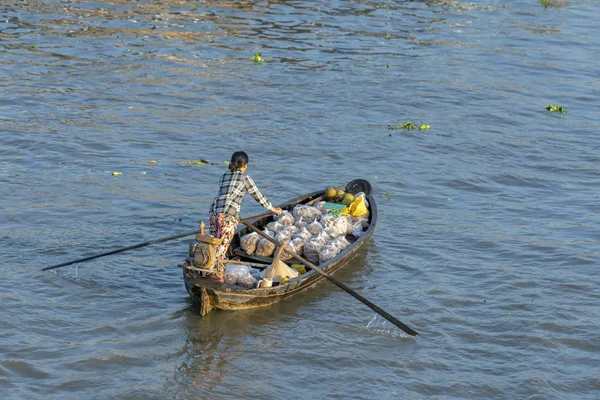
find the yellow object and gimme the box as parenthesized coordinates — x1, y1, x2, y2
(196, 220, 222, 245)
(342, 193, 354, 206)
(290, 264, 307, 275)
(112, 172, 122, 176)
(280, 277, 289, 284)
(325, 187, 337, 201)
(336, 189, 345, 202)
(342, 198, 370, 219)
(149, 160, 157, 164)
(195, 234, 222, 246)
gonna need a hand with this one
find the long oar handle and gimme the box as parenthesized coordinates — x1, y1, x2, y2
(42, 229, 200, 271)
(41, 212, 279, 272)
(242, 222, 419, 337)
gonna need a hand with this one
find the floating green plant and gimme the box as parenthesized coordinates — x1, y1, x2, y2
(545, 104, 567, 114)
(539, 0, 569, 7)
(250, 52, 264, 63)
(388, 122, 417, 130)
(419, 123, 431, 130)
(382, 192, 394, 199)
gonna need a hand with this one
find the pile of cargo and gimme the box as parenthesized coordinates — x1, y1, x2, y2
(240, 192, 370, 266)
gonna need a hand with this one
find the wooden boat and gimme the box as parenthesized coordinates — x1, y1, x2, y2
(182, 186, 377, 316)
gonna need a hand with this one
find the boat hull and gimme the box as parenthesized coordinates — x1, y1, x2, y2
(183, 188, 377, 316)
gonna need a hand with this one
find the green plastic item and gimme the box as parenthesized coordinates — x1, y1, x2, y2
(323, 202, 347, 211)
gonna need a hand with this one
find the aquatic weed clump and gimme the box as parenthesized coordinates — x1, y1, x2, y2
(388, 122, 430, 130)
(388, 122, 416, 130)
(545, 104, 567, 114)
(539, 0, 570, 8)
(250, 52, 264, 63)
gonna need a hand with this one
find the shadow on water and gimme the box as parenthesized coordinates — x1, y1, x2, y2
(168, 299, 308, 395)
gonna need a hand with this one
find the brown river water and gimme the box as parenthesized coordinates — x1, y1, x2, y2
(1, 1, 599, 399)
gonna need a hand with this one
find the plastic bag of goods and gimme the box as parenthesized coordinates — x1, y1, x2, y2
(323, 226, 339, 238)
(328, 236, 351, 252)
(291, 204, 307, 219)
(303, 239, 323, 264)
(356, 217, 369, 230)
(345, 216, 365, 235)
(320, 214, 348, 237)
(255, 238, 276, 257)
(312, 231, 331, 246)
(291, 237, 305, 256)
(282, 225, 298, 236)
(308, 205, 324, 221)
(294, 220, 308, 230)
(225, 264, 258, 288)
(240, 232, 260, 255)
(275, 211, 295, 227)
(250, 268, 262, 280)
(281, 237, 305, 261)
(307, 220, 324, 236)
(292, 204, 321, 223)
(255, 230, 276, 257)
(293, 227, 312, 242)
(319, 245, 340, 264)
(266, 220, 284, 233)
(320, 214, 334, 226)
(275, 231, 293, 246)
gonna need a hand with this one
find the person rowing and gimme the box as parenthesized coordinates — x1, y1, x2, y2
(208, 151, 282, 282)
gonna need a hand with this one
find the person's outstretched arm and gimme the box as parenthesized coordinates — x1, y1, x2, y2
(245, 175, 282, 214)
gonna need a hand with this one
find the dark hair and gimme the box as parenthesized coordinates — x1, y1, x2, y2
(229, 151, 249, 172)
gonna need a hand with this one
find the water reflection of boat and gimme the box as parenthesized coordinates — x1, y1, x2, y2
(172, 301, 307, 396)
(181, 187, 377, 316)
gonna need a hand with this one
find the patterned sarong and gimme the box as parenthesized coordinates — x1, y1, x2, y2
(209, 212, 240, 280)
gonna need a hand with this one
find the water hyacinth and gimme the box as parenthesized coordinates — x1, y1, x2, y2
(250, 52, 264, 63)
(388, 121, 417, 130)
(545, 104, 567, 114)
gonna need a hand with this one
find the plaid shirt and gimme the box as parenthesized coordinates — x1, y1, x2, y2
(209, 170, 272, 218)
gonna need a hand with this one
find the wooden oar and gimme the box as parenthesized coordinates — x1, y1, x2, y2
(242, 222, 419, 337)
(41, 212, 275, 272)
